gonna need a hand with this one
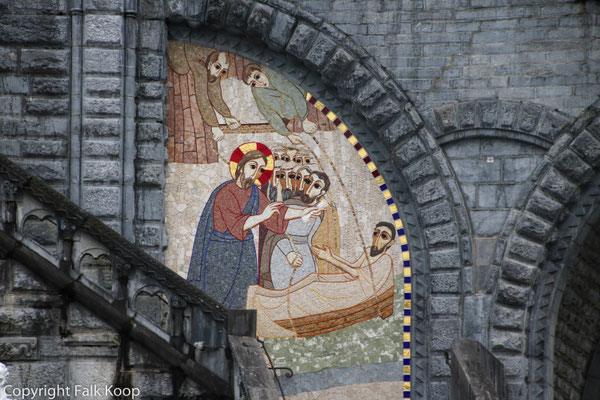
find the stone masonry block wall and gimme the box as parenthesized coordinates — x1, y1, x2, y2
(553, 227, 600, 400)
(294, 0, 600, 116)
(0, 1, 71, 194)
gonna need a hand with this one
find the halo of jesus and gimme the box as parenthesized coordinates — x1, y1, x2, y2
(163, 42, 407, 342)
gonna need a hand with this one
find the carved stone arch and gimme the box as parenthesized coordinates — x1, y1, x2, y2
(20, 209, 58, 257)
(134, 285, 171, 331)
(484, 98, 600, 399)
(77, 249, 114, 292)
(135, 0, 473, 397)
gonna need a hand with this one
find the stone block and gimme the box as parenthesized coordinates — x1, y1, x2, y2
(526, 189, 562, 222)
(0, 47, 18, 72)
(139, 19, 166, 51)
(67, 302, 111, 330)
(138, 82, 165, 99)
(82, 186, 121, 218)
(515, 212, 553, 243)
(571, 130, 600, 166)
(540, 168, 578, 203)
(430, 355, 451, 376)
(131, 372, 174, 397)
(138, 0, 165, 19)
(450, 159, 500, 183)
(12, 262, 53, 292)
(499, 101, 519, 130)
(83, 118, 121, 137)
(537, 111, 570, 142)
(366, 98, 401, 129)
(404, 157, 437, 185)
(508, 235, 544, 264)
(413, 178, 445, 205)
(0, 16, 69, 45)
(84, 48, 122, 74)
(431, 319, 460, 351)
(355, 79, 385, 110)
(304, 33, 337, 69)
(463, 295, 490, 342)
(478, 100, 498, 128)
(421, 200, 454, 227)
(431, 272, 460, 293)
(17, 160, 67, 182)
(21, 49, 69, 74)
(335, 63, 371, 99)
(31, 77, 69, 96)
(430, 381, 449, 400)
(0, 139, 20, 156)
(393, 136, 426, 167)
(84, 15, 122, 45)
(555, 149, 593, 183)
(518, 103, 542, 132)
(82, 140, 120, 157)
(137, 143, 165, 163)
(0, 77, 28, 94)
(225, 0, 252, 31)
(478, 183, 527, 208)
(136, 164, 165, 187)
(380, 114, 416, 146)
(497, 280, 529, 306)
(425, 224, 458, 247)
(267, 11, 295, 50)
(474, 238, 495, 266)
(137, 123, 165, 141)
(322, 47, 354, 81)
(457, 101, 477, 129)
(5, 362, 67, 389)
(430, 248, 461, 270)
(470, 210, 509, 236)
(69, 360, 116, 390)
(491, 304, 525, 329)
(0, 308, 60, 335)
(138, 101, 165, 120)
(491, 330, 523, 352)
(25, 98, 69, 116)
(434, 104, 458, 133)
(136, 189, 165, 220)
(134, 223, 163, 247)
(84, 0, 123, 11)
(503, 157, 542, 182)
(83, 98, 121, 116)
(247, 3, 274, 39)
(82, 160, 121, 183)
(286, 24, 317, 58)
(21, 140, 68, 157)
(501, 258, 538, 285)
(84, 77, 122, 96)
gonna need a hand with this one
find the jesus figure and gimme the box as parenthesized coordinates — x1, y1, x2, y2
(187, 143, 321, 309)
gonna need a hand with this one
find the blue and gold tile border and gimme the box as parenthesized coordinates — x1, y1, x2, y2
(307, 93, 412, 399)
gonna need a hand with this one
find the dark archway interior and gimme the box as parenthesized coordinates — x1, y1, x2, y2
(554, 221, 600, 400)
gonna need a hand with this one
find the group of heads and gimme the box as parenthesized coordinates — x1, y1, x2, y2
(206, 51, 269, 88)
(269, 146, 330, 205)
(233, 145, 330, 205)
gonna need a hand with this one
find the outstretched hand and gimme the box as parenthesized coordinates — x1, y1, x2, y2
(262, 202, 283, 220)
(311, 245, 332, 261)
(301, 206, 322, 221)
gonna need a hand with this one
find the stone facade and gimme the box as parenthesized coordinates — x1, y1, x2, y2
(0, 0, 599, 399)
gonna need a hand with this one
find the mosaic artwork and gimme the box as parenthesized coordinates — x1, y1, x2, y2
(164, 43, 411, 392)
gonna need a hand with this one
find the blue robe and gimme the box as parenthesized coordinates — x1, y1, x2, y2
(188, 181, 260, 309)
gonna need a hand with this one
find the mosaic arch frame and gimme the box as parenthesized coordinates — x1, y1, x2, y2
(162, 40, 413, 397)
(158, 2, 467, 395)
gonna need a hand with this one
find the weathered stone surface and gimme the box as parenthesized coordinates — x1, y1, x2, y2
(507, 235, 544, 264)
(393, 136, 426, 167)
(491, 304, 525, 329)
(431, 319, 460, 351)
(0, 308, 60, 335)
(137, 123, 165, 141)
(84, 49, 123, 74)
(404, 157, 437, 185)
(501, 259, 538, 285)
(537, 111, 570, 142)
(32, 77, 69, 96)
(434, 104, 458, 133)
(0, 16, 69, 45)
(491, 330, 523, 352)
(267, 11, 295, 50)
(21, 140, 68, 157)
(136, 164, 165, 186)
(84, 15, 122, 44)
(25, 99, 69, 115)
(0, 47, 18, 72)
(12, 263, 53, 292)
(286, 23, 318, 58)
(515, 212, 553, 242)
(82, 186, 121, 218)
(497, 280, 529, 306)
(84, 118, 121, 137)
(17, 160, 67, 182)
(84, 77, 123, 96)
(247, 3, 274, 39)
(82, 161, 121, 183)
(518, 103, 542, 132)
(84, 98, 122, 116)
(322, 47, 354, 81)
(137, 143, 165, 163)
(554, 149, 593, 183)
(421, 200, 454, 227)
(426, 224, 458, 247)
(431, 272, 460, 293)
(67, 302, 111, 330)
(413, 178, 446, 205)
(430, 248, 461, 270)
(571, 130, 600, 167)
(82, 140, 121, 157)
(526, 189, 563, 222)
(380, 114, 416, 146)
(540, 168, 578, 204)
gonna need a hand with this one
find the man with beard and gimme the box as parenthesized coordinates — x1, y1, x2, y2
(187, 144, 321, 309)
(246, 221, 396, 338)
(259, 171, 331, 289)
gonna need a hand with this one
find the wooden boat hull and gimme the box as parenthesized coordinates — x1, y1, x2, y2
(274, 286, 394, 337)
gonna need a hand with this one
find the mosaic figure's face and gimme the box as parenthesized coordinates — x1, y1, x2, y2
(301, 173, 326, 204)
(243, 157, 266, 182)
(370, 225, 393, 257)
(208, 52, 229, 81)
(247, 69, 269, 88)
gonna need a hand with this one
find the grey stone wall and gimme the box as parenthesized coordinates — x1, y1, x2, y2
(553, 230, 600, 400)
(293, 0, 600, 116)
